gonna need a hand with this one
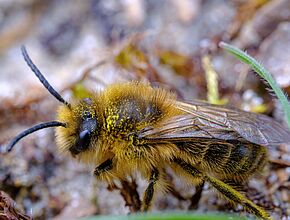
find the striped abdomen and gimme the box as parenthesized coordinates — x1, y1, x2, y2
(176, 139, 268, 182)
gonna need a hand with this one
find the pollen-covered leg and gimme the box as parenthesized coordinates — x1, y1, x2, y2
(141, 168, 159, 212)
(174, 158, 271, 220)
(204, 175, 271, 220)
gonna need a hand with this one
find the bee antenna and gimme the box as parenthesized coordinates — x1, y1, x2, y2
(21, 46, 71, 107)
(5, 121, 66, 152)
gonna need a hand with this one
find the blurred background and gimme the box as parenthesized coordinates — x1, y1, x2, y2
(0, 0, 290, 219)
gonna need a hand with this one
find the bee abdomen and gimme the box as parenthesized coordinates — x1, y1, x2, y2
(176, 138, 267, 181)
(201, 142, 232, 172)
(218, 141, 268, 181)
(176, 140, 233, 171)
(220, 143, 249, 174)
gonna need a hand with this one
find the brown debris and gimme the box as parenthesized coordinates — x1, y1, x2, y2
(258, 22, 290, 88)
(0, 191, 31, 220)
(235, 0, 290, 48)
(228, 0, 269, 39)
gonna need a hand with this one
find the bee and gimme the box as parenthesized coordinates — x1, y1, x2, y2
(3, 46, 290, 220)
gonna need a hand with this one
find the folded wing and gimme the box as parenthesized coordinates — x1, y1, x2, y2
(138, 100, 290, 146)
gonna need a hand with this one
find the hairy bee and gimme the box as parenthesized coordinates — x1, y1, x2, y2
(4, 46, 290, 219)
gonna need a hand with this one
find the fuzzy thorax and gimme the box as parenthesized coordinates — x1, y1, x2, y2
(55, 82, 180, 170)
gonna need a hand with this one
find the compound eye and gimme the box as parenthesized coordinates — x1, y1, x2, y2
(79, 130, 90, 146)
(69, 110, 98, 156)
(69, 130, 91, 156)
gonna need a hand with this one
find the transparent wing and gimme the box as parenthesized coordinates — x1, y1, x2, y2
(139, 113, 243, 144)
(138, 100, 290, 146)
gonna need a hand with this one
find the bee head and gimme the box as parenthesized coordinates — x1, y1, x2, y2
(55, 97, 102, 158)
(3, 46, 102, 159)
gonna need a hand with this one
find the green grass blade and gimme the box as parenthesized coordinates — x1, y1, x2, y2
(219, 42, 290, 128)
(82, 212, 247, 220)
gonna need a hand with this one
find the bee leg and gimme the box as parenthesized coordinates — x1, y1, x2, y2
(94, 158, 113, 176)
(174, 158, 271, 220)
(204, 175, 271, 220)
(141, 168, 159, 212)
(94, 159, 142, 212)
(188, 179, 205, 210)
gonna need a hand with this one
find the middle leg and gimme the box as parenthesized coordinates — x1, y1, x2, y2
(141, 168, 159, 212)
(94, 158, 142, 212)
(189, 179, 205, 210)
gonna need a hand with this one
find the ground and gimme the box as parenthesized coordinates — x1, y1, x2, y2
(0, 1, 289, 219)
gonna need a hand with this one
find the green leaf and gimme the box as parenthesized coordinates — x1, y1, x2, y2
(219, 42, 290, 128)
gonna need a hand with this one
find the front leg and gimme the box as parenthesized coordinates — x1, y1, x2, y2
(94, 158, 142, 212)
(94, 158, 113, 176)
(141, 168, 159, 212)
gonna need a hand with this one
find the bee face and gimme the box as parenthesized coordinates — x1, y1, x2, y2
(56, 97, 102, 157)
